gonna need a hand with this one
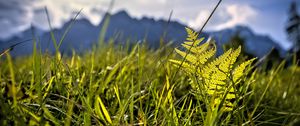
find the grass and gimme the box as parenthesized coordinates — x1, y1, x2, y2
(0, 33, 300, 125)
(5, 0, 299, 125)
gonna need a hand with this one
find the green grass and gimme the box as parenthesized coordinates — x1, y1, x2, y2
(0, 37, 300, 125)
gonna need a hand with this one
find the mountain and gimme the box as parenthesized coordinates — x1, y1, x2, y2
(0, 10, 285, 58)
(208, 26, 285, 57)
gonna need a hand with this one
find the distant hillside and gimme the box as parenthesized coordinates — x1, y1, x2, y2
(0, 10, 284, 58)
(208, 26, 285, 57)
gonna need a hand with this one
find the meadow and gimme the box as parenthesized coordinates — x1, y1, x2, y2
(0, 27, 300, 126)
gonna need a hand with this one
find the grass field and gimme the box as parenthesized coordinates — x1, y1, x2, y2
(1, 28, 300, 126)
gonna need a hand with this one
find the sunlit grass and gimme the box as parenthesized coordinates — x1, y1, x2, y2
(0, 36, 300, 125)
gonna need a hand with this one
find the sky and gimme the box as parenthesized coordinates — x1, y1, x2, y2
(0, 0, 297, 49)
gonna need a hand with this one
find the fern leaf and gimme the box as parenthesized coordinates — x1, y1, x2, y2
(169, 59, 192, 68)
(174, 48, 198, 64)
(169, 27, 256, 113)
(211, 48, 232, 66)
(223, 101, 234, 111)
(230, 46, 241, 65)
(185, 27, 198, 41)
(219, 46, 241, 73)
(201, 46, 241, 112)
(232, 58, 256, 83)
(181, 40, 211, 55)
(181, 44, 199, 54)
(184, 37, 204, 45)
(196, 41, 211, 54)
(211, 70, 227, 81)
(198, 45, 216, 64)
(169, 59, 195, 73)
(212, 98, 234, 111)
(202, 63, 218, 79)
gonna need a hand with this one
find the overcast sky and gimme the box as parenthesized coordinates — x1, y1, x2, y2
(0, 0, 297, 49)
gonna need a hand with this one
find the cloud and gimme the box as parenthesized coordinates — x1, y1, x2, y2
(137, 0, 167, 5)
(0, 0, 33, 40)
(32, 0, 109, 29)
(214, 4, 257, 30)
(0, 0, 214, 40)
(189, 4, 257, 31)
(188, 10, 210, 29)
(0, 0, 110, 40)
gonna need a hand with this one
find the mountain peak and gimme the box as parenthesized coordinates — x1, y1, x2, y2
(233, 25, 252, 31)
(114, 10, 130, 18)
(233, 25, 255, 38)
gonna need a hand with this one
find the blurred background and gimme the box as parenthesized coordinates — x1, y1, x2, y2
(0, 0, 299, 59)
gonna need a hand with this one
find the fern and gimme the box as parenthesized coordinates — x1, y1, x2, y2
(170, 27, 256, 112)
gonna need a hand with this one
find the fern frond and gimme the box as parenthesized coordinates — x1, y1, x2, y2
(211, 70, 227, 81)
(230, 46, 241, 65)
(219, 46, 241, 73)
(195, 41, 211, 54)
(211, 48, 232, 66)
(181, 44, 198, 54)
(169, 59, 192, 68)
(174, 48, 197, 64)
(185, 27, 199, 41)
(201, 47, 242, 111)
(197, 44, 216, 64)
(169, 59, 195, 73)
(184, 37, 204, 46)
(232, 58, 256, 83)
(202, 63, 218, 79)
(169, 27, 256, 113)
